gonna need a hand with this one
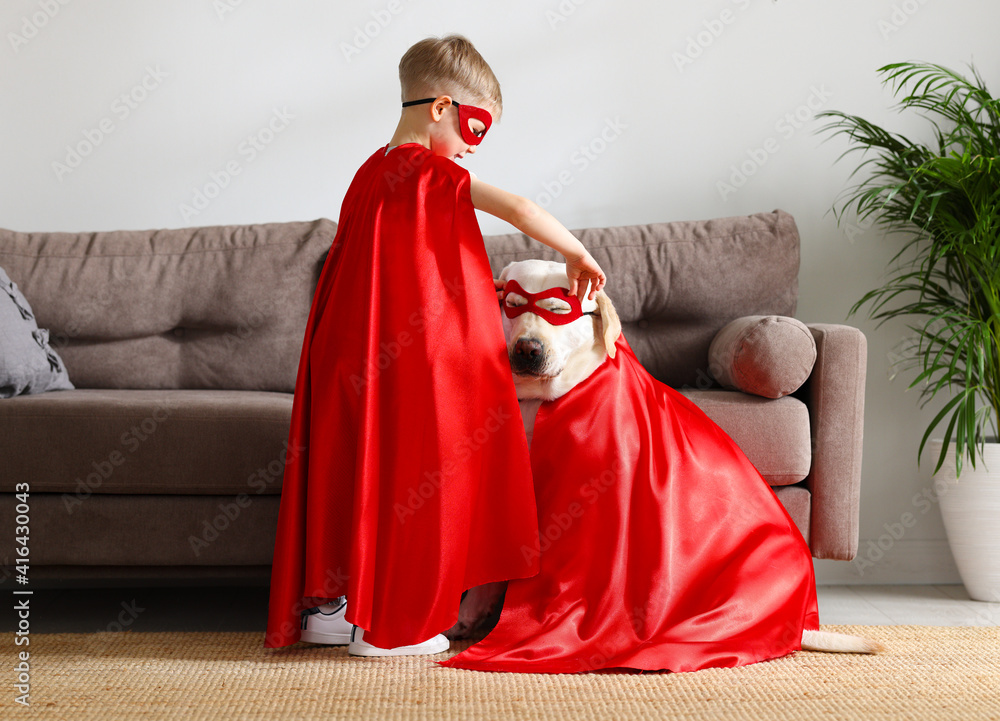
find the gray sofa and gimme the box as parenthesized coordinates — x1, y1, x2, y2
(0, 209, 866, 585)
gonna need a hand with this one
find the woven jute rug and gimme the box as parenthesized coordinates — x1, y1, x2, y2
(2, 625, 998, 720)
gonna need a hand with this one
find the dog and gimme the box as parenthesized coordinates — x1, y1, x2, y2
(446, 259, 883, 656)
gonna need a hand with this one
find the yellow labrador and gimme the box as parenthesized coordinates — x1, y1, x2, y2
(447, 259, 882, 655)
(501, 259, 621, 445)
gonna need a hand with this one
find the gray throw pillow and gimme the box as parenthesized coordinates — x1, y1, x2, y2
(0, 265, 74, 398)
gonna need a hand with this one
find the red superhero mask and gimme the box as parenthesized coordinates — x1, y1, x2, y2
(501, 279, 599, 326)
(402, 97, 493, 145)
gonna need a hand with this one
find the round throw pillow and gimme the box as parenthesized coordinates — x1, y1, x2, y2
(708, 315, 816, 399)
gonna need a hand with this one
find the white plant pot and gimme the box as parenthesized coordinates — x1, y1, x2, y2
(930, 439, 1000, 603)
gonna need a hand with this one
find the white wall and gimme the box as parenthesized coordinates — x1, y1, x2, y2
(2, 0, 998, 585)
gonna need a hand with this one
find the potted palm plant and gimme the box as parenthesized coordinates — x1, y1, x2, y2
(816, 61, 1000, 602)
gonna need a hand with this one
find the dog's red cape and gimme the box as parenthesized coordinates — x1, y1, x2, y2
(264, 144, 540, 650)
(439, 333, 820, 673)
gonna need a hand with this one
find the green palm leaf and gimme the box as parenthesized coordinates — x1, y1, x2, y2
(816, 61, 1000, 477)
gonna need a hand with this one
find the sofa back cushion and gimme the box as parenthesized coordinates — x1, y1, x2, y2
(484, 209, 799, 388)
(0, 209, 797, 393)
(0, 219, 336, 392)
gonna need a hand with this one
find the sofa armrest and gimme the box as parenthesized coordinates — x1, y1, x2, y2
(801, 323, 867, 560)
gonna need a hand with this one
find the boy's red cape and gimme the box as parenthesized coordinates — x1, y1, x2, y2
(439, 333, 820, 673)
(265, 144, 540, 650)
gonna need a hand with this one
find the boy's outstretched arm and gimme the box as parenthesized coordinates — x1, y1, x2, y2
(470, 177, 606, 302)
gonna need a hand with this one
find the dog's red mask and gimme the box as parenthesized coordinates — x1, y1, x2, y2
(501, 279, 598, 326)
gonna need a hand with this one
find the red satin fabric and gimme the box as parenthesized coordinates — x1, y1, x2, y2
(264, 143, 540, 649)
(439, 333, 819, 673)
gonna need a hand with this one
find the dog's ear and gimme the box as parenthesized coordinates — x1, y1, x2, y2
(594, 289, 621, 359)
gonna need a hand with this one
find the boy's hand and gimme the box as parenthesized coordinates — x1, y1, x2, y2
(565, 251, 607, 303)
(494, 277, 505, 303)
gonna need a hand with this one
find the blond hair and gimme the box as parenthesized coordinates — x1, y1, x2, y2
(399, 35, 502, 119)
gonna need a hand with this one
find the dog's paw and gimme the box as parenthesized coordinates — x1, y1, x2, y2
(445, 582, 508, 640)
(443, 617, 475, 640)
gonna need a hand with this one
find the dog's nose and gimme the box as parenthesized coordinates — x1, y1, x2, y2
(511, 337, 545, 373)
(514, 337, 543, 359)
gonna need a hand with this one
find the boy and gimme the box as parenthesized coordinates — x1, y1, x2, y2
(265, 34, 606, 656)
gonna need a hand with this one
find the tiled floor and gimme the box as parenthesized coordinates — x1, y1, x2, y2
(3, 584, 998, 634)
(818, 584, 1000, 627)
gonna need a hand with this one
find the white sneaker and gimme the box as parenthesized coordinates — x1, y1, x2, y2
(300, 597, 352, 645)
(347, 626, 450, 657)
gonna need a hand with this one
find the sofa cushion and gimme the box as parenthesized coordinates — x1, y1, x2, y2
(0, 389, 294, 496)
(485, 210, 799, 388)
(772, 485, 811, 545)
(0, 493, 281, 565)
(0, 219, 336, 393)
(0, 486, 812, 572)
(709, 315, 816, 398)
(0, 265, 74, 398)
(0, 487, 810, 568)
(680, 389, 811, 485)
